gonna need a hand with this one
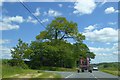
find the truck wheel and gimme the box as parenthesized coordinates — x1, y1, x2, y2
(82, 69, 84, 72)
(77, 70, 80, 73)
(89, 70, 92, 73)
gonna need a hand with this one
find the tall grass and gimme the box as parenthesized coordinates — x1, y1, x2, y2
(2, 64, 24, 78)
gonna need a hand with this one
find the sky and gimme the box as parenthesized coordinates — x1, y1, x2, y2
(0, 0, 119, 63)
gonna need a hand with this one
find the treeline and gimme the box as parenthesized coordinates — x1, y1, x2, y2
(8, 17, 95, 69)
(98, 62, 120, 71)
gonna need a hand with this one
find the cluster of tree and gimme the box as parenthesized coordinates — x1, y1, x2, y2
(10, 17, 95, 69)
(98, 62, 120, 70)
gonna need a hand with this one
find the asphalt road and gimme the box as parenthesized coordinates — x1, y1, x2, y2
(45, 70, 119, 80)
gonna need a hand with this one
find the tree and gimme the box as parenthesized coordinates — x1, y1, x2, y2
(11, 39, 28, 59)
(36, 17, 85, 43)
(73, 42, 95, 60)
(10, 39, 31, 68)
(10, 17, 96, 69)
(29, 40, 76, 68)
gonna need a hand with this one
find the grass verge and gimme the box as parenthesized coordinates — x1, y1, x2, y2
(2, 64, 61, 78)
(100, 69, 120, 76)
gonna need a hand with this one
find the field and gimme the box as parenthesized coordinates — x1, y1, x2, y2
(98, 62, 120, 76)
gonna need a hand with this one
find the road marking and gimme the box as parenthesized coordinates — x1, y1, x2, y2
(65, 74, 74, 78)
(92, 73, 100, 80)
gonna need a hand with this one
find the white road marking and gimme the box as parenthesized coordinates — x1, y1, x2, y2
(92, 73, 100, 80)
(65, 74, 74, 78)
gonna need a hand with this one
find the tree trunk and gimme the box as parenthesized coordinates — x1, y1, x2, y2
(55, 29, 58, 39)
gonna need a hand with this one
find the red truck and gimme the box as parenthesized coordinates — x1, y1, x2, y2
(77, 57, 92, 73)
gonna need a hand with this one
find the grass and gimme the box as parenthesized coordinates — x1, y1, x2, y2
(2, 64, 25, 78)
(99, 68, 120, 76)
(100, 69, 119, 76)
(2, 64, 61, 78)
(39, 66, 76, 72)
(98, 62, 120, 76)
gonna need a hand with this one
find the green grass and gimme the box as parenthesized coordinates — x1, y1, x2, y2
(100, 69, 119, 76)
(98, 62, 120, 76)
(99, 67, 120, 76)
(2, 64, 25, 78)
(39, 66, 76, 72)
(2, 64, 61, 78)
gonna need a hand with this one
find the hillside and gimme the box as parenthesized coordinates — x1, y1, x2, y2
(97, 62, 120, 76)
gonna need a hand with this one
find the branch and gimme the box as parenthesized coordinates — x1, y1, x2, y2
(59, 34, 65, 40)
(64, 36, 74, 38)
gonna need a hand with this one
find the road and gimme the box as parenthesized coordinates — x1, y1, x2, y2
(45, 71, 119, 80)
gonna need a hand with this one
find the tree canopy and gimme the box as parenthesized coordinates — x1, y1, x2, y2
(36, 17, 85, 42)
(10, 17, 95, 69)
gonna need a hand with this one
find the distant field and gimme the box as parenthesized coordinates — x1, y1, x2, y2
(2, 64, 61, 78)
(98, 62, 120, 76)
(100, 69, 119, 76)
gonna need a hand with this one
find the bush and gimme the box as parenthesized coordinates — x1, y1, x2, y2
(8, 59, 28, 69)
(2, 59, 10, 64)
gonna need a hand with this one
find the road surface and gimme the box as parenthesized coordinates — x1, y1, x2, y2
(45, 71, 119, 80)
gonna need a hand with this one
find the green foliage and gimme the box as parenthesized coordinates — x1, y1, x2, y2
(11, 39, 30, 60)
(29, 40, 76, 68)
(10, 39, 29, 68)
(2, 63, 61, 78)
(98, 62, 120, 76)
(36, 17, 85, 42)
(37, 66, 76, 71)
(98, 62, 119, 71)
(2, 64, 24, 78)
(10, 17, 95, 69)
(73, 43, 95, 59)
(2, 59, 10, 64)
(8, 59, 28, 69)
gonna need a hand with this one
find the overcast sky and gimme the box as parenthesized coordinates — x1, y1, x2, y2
(0, 0, 119, 63)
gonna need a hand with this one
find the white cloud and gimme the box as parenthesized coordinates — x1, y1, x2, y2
(89, 46, 116, 54)
(58, 4, 63, 7)
(3, 16, 24, 23)
(0, 46, 10, 54)
(0, 39, 10, 44)
(89, 44, 118, 63)
(84, 24, 97, 32)
(106, 42, 110, 45)
(91, 52, 118, 63)
(41, 18, 49, 23)
(26, 16, 38, 24)
(1, 15, 39, 30)
(112, 51, 119, 55)
(0, 39, 11, 59)
(33, 8, 40, 16)
(73, 0, 96, 15)
(83, 27, 118, 42)
(0, 16, 24, 30)
(108, 22, 117, 25)
(0, 21, 19, 30)
(0, 46, 11, 59)
(44, 9, 62, 17)
(105, 7, 119, 14)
